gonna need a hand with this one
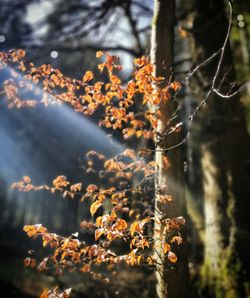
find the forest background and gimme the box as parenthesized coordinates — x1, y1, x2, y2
(0, 0, 249, 297)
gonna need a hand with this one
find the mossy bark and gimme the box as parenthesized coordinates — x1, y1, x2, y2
(200, 148, 244, 298)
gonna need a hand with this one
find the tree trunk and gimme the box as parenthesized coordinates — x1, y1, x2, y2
(151, 1, 189, 297)
(192, 1, 250, 296)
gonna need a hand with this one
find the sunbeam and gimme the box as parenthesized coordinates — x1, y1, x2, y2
(0, 66, 124, 234)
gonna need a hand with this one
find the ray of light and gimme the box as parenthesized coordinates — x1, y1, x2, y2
(0, 66, 124, 231)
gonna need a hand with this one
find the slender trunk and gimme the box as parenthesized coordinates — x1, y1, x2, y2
(151, 1, 189, 297)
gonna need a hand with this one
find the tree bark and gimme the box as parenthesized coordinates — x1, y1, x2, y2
(151, 1, 189, 297)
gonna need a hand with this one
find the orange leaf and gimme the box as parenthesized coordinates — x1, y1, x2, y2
(95, 229, 104, 240)
(96, 51, 104, 58)
(23, 224, 47, 237)
(122, 149, 135, 159)
(98, 63, 105, 72)
(123, 128, 135, 139)
(24, 257, 31, 267)
(170, 236, 183, 245)
(25, 184, 33, 192)
(159, 195, 172, 204)
(116, 219, 128, 231)
(110, 75, 121, 85)
(52, 175, 69, 188)
(87, 184, 98, 193)
(96, 216, 103, 228)
(63, 289, 72, 297)
(130, 222, 142, 236)
(168, 251, 178, 263)
(40, 289, 50, 298)
(83, 71, 94, 82)
(163, 243, 170, 254)
(17, 49, 26, 58)
(170, 81, 181, 92)
(178, 26, 188, 38)
(70, 183, 82, 192)
(163, 156, 171, 169)
(23, 176, 31, 183)
(90, 200, 102, 216)
(98, 194, 106, 202)
(81, 263, 91, 272)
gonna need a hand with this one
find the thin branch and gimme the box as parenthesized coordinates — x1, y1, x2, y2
(212, 87, 239, 99)
(124, 0, 144, 55)
(188, 0, 233, 121)
(184, 49, 222, 84)
(155, 0, 235, 151)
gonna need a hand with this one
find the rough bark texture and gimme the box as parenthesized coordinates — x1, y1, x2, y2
(151, 1, 189, 297)
(192, 1, 250, 296)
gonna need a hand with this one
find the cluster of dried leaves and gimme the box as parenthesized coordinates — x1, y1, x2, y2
(13, 148, 184, 271)
(0, 49, 184, 298)
(0, 50, 181, 141)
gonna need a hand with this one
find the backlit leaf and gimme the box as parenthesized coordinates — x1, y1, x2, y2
(90, 201, 102, 216)
(23, 176, 31, 183)
(170, 81, 181, 92)
(163, 243, 170, 254)
(170, 236, 183, 245)
(95, 229, 104, 241)
(116, 219, 128, 231)
(87, 184, 98, 194)
(96, 51, 104, 58)
(83, 71, 94, 82)
(168, 251, 178, 263)
(81, 263, 90, 272)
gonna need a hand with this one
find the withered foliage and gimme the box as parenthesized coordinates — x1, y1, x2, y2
(0, 49, 184, 297)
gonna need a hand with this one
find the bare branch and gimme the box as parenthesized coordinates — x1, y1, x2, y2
(212, 87, 239, 99)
